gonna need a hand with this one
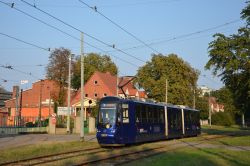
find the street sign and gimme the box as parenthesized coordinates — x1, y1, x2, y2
(58, 107, 71, 116)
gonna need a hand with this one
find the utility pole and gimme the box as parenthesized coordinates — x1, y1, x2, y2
(208, 91, 211, 127)
(19, 89, 23, 126)
(193, 88, 196, 109)
(38, 80, 43, 127)
(165, 79, 168, 137)
(80, 32, 85, 141)
(116, 70, 119, 97)
(15, 86, 19, 126)
(67, 54, 72, 133)
(165, 79, 168, 103)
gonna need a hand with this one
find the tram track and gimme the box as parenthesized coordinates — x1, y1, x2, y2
(73, 135, 233, 166)
(0, 134, 236, 166)
(0, 146, 104, 166)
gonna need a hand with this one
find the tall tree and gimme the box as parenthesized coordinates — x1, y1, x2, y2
(46, 47, 72, 105)
(205, 27, 250, 126)
(136, 54, 199, 106)
(241, 1, 250, 26)
(71, 53, 118, 89)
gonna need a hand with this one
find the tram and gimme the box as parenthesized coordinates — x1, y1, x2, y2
(96, 96, 200, 146)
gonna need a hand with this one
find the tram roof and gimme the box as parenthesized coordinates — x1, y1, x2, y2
(100, 96, 200, 112)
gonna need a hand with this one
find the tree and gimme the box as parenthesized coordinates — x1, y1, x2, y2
(205, 19, 250, 126)
(136, 54, 199, 106)
(196, 95, 209, 120)
(46, 47, 73, 105)
(211, 87, 238, 116)
(71, 53, 118, 89)
(241, 1, 250, 26)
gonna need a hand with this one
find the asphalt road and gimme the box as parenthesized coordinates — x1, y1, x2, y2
(0, 134, 97, 150)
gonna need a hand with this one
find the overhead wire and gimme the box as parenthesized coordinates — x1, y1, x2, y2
(0, 1, 139, 68)
(0, 64, 39, 79)
(78, 0, 161, 54)
(20, 0, 146, 63)
(0, 32, 50, 52)
(105, 19, 242, 53)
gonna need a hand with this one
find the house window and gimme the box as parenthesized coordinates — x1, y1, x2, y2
(94, 80, 98, 85)
(103, 93, 107, 97)
(94, 93, 98, 97)
(85, 94, 88, 97)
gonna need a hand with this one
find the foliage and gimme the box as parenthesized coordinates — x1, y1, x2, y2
(136, 54, 199, 106)
(196, 96, 209, 119)
(90, 99, 100, 118)
(211, 87, 239, 120)
(46, 47, 73, 105)
(25, 118, 49, 127)
(241, 1, 250, 26)
(211, 112, 235, 126)
(205, 28, 250, 115)
(71, 53, 118, 89)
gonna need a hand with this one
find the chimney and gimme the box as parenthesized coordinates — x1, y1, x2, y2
(12, 86, 20, 98)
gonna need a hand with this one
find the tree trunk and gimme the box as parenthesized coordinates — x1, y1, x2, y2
(242, 113, 245, 128)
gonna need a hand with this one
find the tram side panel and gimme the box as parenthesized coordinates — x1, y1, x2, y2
(134, 103, 165, 143)
(167, 107, 183, 139)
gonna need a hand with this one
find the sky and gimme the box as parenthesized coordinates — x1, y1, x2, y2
(0, 0, 247, 92)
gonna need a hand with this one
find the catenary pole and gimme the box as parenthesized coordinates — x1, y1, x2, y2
(165, 79, 168, 103)
(193, 88, 196, 109)
(165, 79, 168, 137)
(80, 32, 85, 140)
(208, 91, 211, 127)
(67, 54, 72, 133)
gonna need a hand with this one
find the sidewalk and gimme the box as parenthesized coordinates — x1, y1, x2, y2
(0, 133, 97, 150)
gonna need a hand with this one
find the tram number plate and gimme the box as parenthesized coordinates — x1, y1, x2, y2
(101, 134, 107, 137)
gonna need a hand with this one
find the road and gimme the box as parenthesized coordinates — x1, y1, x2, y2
(0, 134, 97, 150)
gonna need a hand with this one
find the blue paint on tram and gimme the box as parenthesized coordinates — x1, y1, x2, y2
(96, 96, 200, 146)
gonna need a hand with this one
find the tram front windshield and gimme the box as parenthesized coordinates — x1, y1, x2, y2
(98, 103, 117, 127)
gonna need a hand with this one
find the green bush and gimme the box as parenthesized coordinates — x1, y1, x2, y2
(25, 122, 35, 127)
(212, 112, 235, 126)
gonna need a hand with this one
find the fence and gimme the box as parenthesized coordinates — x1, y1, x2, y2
(0, 116, 49, 127)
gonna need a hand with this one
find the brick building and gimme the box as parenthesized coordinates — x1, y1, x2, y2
(0, 87, 12, 126)
(4, 79, 60, 119)
(209, 97, 224, 113)
(71, 71, 147, 117)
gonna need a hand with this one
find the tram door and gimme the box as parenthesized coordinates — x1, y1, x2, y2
(121, 103, 130, 143)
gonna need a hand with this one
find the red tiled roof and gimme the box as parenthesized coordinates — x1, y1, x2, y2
(71, 71, 147, 105)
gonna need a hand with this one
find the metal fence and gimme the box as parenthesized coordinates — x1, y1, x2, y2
(0, 116, 49, 127)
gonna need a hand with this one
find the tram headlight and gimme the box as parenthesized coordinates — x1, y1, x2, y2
(106, 124, 110, 129)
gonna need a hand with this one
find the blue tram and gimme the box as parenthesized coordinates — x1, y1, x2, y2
(96, 96, 200, 146)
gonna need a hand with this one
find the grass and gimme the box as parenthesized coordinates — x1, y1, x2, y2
(124, 125, 250, 166)
(124, 147, 250, 166)
(200, 125, 250, 146)
(1, 125, 250, 165)
(0, 141, 98, 163)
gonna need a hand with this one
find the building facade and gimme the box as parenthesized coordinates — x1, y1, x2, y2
(3, 79, 60, 126)
(71, 71, 147, 117)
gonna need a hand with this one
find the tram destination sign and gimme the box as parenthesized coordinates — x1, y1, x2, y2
(101, 103, 116, 109)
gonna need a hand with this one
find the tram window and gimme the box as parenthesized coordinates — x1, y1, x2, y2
(177, 110, 182, 130)
(122, 104, 129, 123)
(135, 104, 142, 123)
(141, 105, 147, 123)
(153, 107, 156, 123)
(156, 106, 162, 123)
(148, 106, 153, 123)
(159, 109, 164, 123)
